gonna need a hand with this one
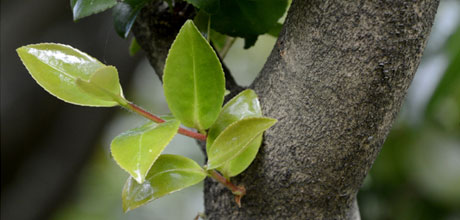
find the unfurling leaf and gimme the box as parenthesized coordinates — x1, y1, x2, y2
(111, 120, 180, 184)
(207, 117, 277, 170)
(16, 43, 123, 106)
(122, 154, 206, 212)
(207, 89, 263, 177)
(163, 20, 225, 131)
(71, 0, 117, 21)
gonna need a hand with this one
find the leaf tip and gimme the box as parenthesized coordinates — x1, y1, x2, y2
(16, 45, 31, 59)
(184, 19, 194, 26)
(122, 200, 136, 213)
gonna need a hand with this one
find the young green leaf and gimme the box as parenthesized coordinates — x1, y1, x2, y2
(163, 20, 225, 131)
(186, 0, 220, 14)
(71, 0, 117, 21)
(210, 0, 288, 48)
(122, 154, 206, 212)
(111, 120, 180, 184)
(76, 65, 125, 104)
(16, 43, 122, 107)
(206, 89, 263, 177)
(207, 117, 277, 170)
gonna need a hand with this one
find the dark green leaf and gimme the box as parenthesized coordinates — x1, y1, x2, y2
(111, 120, 180, 183)
(244, 35, 258, 49)
(186, 0, 220, 14)
(122, 154, 206, 212)
(193, 10, 210, 35)
(163, 20, 225, 131)
(210, 0, 288, 47)
(71, 0, 117, 21)
(267, 22, 283, 38)
(112, 0, 152, 38)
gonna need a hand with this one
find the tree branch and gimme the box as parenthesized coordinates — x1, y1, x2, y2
(132, 1, 195, 77)
(204, 0, 440, 219)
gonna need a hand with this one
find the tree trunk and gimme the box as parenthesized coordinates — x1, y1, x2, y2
(134, 0, 439, 219)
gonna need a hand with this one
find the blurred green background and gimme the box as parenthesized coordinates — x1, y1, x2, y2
(1, 0, 459, 219)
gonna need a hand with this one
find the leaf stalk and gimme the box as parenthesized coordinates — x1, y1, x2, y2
(122, 101, 207, 141)
(208, 169, 246, 207)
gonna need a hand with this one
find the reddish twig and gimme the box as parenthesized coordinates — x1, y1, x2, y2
(208, 170, 246, 207)
(125, 102, 207, 141)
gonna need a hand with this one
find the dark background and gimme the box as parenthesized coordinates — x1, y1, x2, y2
(1, 0, 140, 219)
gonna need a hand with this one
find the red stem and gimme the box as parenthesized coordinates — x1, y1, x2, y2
(126, 102, 207, 141)
(209, 170, 246, 207)
(209, 170, 242, 194)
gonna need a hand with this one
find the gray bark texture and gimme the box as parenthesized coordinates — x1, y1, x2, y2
(134, 0, 439, 219)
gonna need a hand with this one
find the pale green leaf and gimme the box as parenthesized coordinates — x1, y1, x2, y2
(122, 154, 206, 212)
(206, 89, 263, 177)
(71, 0, 117, 21)
(76, 65, 125, 104)
(16, 43, 122, 106)
(163, 20, 225, 131)
(111, 120, 180, 184)
(207, 117, 277, 170)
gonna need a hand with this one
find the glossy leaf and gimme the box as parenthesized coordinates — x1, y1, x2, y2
(112, 0, 151, 38)
(16, 43, 122, 106)
(207, 117, 277, 170)
(76, 65, 125, 104)
(186, 0, 220, 14)
(111, 120, 180, 184)
(71, 0, 117, 21)
(210, 0, 288, 48)
(122, 154, 206, 212)
(207, 89, 262, 177)
(163, 20, 225, 131)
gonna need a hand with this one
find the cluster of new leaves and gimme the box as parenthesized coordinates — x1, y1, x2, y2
(17, 20, 276, 212)
(70, 0, 288, 48)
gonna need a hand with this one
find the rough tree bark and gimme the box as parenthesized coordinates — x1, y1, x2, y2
(133, 0, 439, 219)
